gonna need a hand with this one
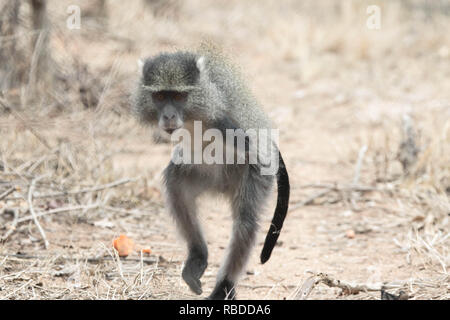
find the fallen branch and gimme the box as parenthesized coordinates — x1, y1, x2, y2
(5, 177, 137, 201)
(294, 276, 316, 300)
(294, 273, 407, 299)
(317, 273, 401, 294)
(0, 253, 158, 265)
(17, 203, 100, 223)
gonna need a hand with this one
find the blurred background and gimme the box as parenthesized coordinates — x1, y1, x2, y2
(0, 0, 448, 299)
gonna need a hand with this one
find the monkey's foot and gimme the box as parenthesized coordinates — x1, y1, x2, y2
(182, 254, 208, 295)
(208, 279, 236, 300)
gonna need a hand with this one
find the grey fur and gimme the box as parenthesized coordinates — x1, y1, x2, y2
(132, 50, 271, 130)
(133, 49, 278, 300)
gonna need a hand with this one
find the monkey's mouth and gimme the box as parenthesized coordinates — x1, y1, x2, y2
(163, 127, 179, 135)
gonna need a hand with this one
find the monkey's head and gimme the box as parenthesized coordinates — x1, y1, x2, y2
(133, 51, 209, 134)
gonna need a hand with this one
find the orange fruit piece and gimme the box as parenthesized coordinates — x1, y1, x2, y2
(112, 234, 135, 257)
(141, 248, 152, 255)
(346, 229, 355, 239)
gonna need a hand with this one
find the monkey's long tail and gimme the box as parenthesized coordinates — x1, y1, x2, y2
(260, 151, 290, 264)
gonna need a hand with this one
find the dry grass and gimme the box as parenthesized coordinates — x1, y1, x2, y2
(0, 0, 449, 300)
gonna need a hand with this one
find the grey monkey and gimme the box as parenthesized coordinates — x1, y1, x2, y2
(133, 49, 290, 299)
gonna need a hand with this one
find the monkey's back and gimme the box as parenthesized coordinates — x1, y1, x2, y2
(201, 51, 272, 131)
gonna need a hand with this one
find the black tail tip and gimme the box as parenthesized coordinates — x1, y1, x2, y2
(260, 251, 271, 264)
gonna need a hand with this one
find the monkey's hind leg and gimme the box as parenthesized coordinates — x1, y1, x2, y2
(208, 168, 273, 300)
(208, 213, 257, 300)
(163, 164, 208, 295)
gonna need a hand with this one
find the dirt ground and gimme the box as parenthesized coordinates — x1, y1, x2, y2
(0, 0, 449, 300)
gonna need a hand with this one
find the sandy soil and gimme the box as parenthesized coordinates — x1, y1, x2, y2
(0, 0, 448, 300)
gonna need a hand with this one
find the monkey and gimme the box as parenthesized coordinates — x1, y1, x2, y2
(132, 48, 290, 300)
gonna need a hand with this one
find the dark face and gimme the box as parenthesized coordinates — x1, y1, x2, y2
(152, 90, 188, 134)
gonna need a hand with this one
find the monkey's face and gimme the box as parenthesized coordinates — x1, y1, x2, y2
(134, 52, 206, 131)
(152, 90, 187, 134)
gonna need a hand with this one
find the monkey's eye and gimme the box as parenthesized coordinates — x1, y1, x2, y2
(153, 92, 165, 102)
(173, 92, 187, 102)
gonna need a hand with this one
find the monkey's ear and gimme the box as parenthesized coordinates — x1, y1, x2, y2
(196, 56, 206, 73)
(137, 59, 144, 73)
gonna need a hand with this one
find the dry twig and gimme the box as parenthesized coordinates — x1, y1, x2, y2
(5, 177, 137, 201)
(0, 253, 158, 265)
(27, 175, 49, 249)
(0, 186, 16, 200)
(17, 203, 100, 223)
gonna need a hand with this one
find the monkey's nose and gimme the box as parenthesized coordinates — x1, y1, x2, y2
(163, 114, 176, 121)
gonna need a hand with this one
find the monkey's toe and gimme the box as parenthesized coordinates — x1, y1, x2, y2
(182, 257, 207, 295)
(183, 273, 203, 295)
(208, 279, 236, 300)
